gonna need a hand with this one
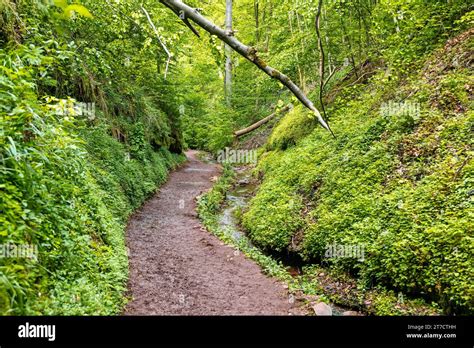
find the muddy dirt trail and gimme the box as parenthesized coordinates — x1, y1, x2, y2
(125, 150, 293, 315)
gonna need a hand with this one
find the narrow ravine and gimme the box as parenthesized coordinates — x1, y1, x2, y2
(125, 150, 297, 315)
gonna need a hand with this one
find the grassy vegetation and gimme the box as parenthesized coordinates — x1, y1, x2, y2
(0, 64, 184, 313)
(241, 33, 473, 315)
(1, 0, 472, 316)
(0, 4, 185, 315)
(197, 162, 442, 315)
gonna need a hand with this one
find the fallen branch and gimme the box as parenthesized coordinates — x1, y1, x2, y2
(234, 104, 292, 137)
(159, 0, 333, 135)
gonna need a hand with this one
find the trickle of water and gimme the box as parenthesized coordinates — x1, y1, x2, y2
(215, 168, 359, 316)
(218, 194, 248, 242)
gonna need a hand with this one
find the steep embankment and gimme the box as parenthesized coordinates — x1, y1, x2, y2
(241, 30, 473, 314)
(0, 44, 184, 315)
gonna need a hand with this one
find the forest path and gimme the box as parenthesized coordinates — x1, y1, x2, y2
(124, 150, 292, 315)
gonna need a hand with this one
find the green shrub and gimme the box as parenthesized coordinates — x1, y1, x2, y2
(267, 105, 317, 151)
(0, 44, 183, 315)
(242, 180, 304, 251)
(243, 37, 473, 313)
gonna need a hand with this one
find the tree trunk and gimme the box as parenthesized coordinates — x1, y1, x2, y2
(315, 0, 327, 119)
(340, 15, 358, 78)
(289, 11, 305, 92)
(254, 0, 259, 43)
(159, 0, 332, 134)
(225, 0, 233, 106)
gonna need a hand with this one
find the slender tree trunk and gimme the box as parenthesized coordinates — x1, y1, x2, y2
(254, 0, 259, 43)
(261, 0, 267, 51)
(264, 1, 272, 51)
(340, 15, 358, 78)
(225, 0, 233, 107)
(323, 5, 334, 74)
(316, 0, 327, 119)
(356, 0, 372, 47)
(289, 11, 305, 92)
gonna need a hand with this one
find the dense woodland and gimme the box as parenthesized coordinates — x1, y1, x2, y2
(0, 0, 472, 315)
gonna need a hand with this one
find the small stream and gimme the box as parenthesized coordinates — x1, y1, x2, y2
(218, 192, 249, 243)
(216, 167, 350, 316)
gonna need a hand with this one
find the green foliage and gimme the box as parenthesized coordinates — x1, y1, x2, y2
(242, 180, 304, 251)
(197, 163, 234, 216)
(183, 103, 236, 153)
(0, 0, 185, 315)
(1, 0, 472, 317)
(370, 0, 470, 73)
(267, 106, 317, 150)
(243, 35, 473, 314)
(61, 4, 93, 19)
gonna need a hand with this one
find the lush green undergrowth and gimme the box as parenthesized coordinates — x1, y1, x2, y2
(0, 43, 184, 315)
(197, 162, 441, 315)
(0, 0, 188, 315)
(242, 33, 473, 314)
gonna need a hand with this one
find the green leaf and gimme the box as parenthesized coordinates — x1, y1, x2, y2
(64, 4, 93, 19)
(54, 0, 68, 9)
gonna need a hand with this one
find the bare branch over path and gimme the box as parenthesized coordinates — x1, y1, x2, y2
(159, 0, 333, 135)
